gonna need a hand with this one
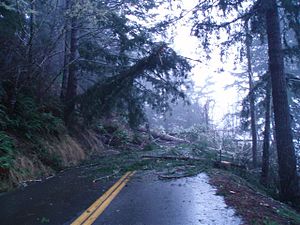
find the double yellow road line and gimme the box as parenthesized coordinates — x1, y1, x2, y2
(71, 171, 135, 225)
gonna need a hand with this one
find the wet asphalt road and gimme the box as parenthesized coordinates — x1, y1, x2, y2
(92, 172, 241, 225)
(0, 165, 117, 225)
(0, 168, 242, 225)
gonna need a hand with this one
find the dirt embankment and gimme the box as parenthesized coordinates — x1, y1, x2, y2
(210, 170, 300, 225)
(1, 129, 105, 192)
(0, 119, 154, 192)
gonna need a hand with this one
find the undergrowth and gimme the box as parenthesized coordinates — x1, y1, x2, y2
(0, 95, 64, 159)
(0, 94, 71, 191)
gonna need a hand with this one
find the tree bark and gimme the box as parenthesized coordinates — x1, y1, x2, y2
(265, 0, 299, 203)
(261, 81, 271, 185)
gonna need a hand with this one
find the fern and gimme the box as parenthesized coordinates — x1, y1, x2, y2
(0, 131, 14, 169)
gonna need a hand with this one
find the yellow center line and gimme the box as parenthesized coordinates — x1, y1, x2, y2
(71, 171, 135, 225)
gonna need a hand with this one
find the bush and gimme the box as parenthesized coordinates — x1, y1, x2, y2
(0, 131, 15, 170)
(12, 96, 65, 139)
(0, 93, 66, 178)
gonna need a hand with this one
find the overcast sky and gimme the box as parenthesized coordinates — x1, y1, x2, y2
(167, 1, 243, 126)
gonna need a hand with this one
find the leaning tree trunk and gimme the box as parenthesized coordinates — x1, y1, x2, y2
(245, 21, 258, 168)
(265, 0, 299, 203)
(64, 15, 79, 123)
(261, 81, 271, 185)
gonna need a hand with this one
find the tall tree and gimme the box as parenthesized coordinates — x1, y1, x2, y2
(245, 20, 258, 168)
(64, 6, 79, 123)
(265, 0, 299, 202)
(190, 0, 299, 203)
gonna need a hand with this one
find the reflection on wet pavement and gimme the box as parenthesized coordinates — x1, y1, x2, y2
(94, 172, 242, 225)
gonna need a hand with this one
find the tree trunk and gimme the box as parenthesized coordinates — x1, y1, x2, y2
(60, 0, 70, 101)
(265, 0, 299, 203)
(64, 15, 79, 123)
(245, 21, 258, 168)
(261, 81, 271, 185)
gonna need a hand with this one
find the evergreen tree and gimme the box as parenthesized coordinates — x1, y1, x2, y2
(265, 0, 299, 203)
(190, 0, 299, 204)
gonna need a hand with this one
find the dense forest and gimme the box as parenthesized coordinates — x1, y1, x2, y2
(0, 0, 299, 208)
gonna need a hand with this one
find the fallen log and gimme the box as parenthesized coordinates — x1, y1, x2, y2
(141, 155, 206, 161)
(138, 127, 188, 143)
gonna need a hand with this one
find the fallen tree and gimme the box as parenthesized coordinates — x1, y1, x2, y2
(142, 155, 247, 172)
(141, 155, 206, 161)
(138, 127, 188, 143)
